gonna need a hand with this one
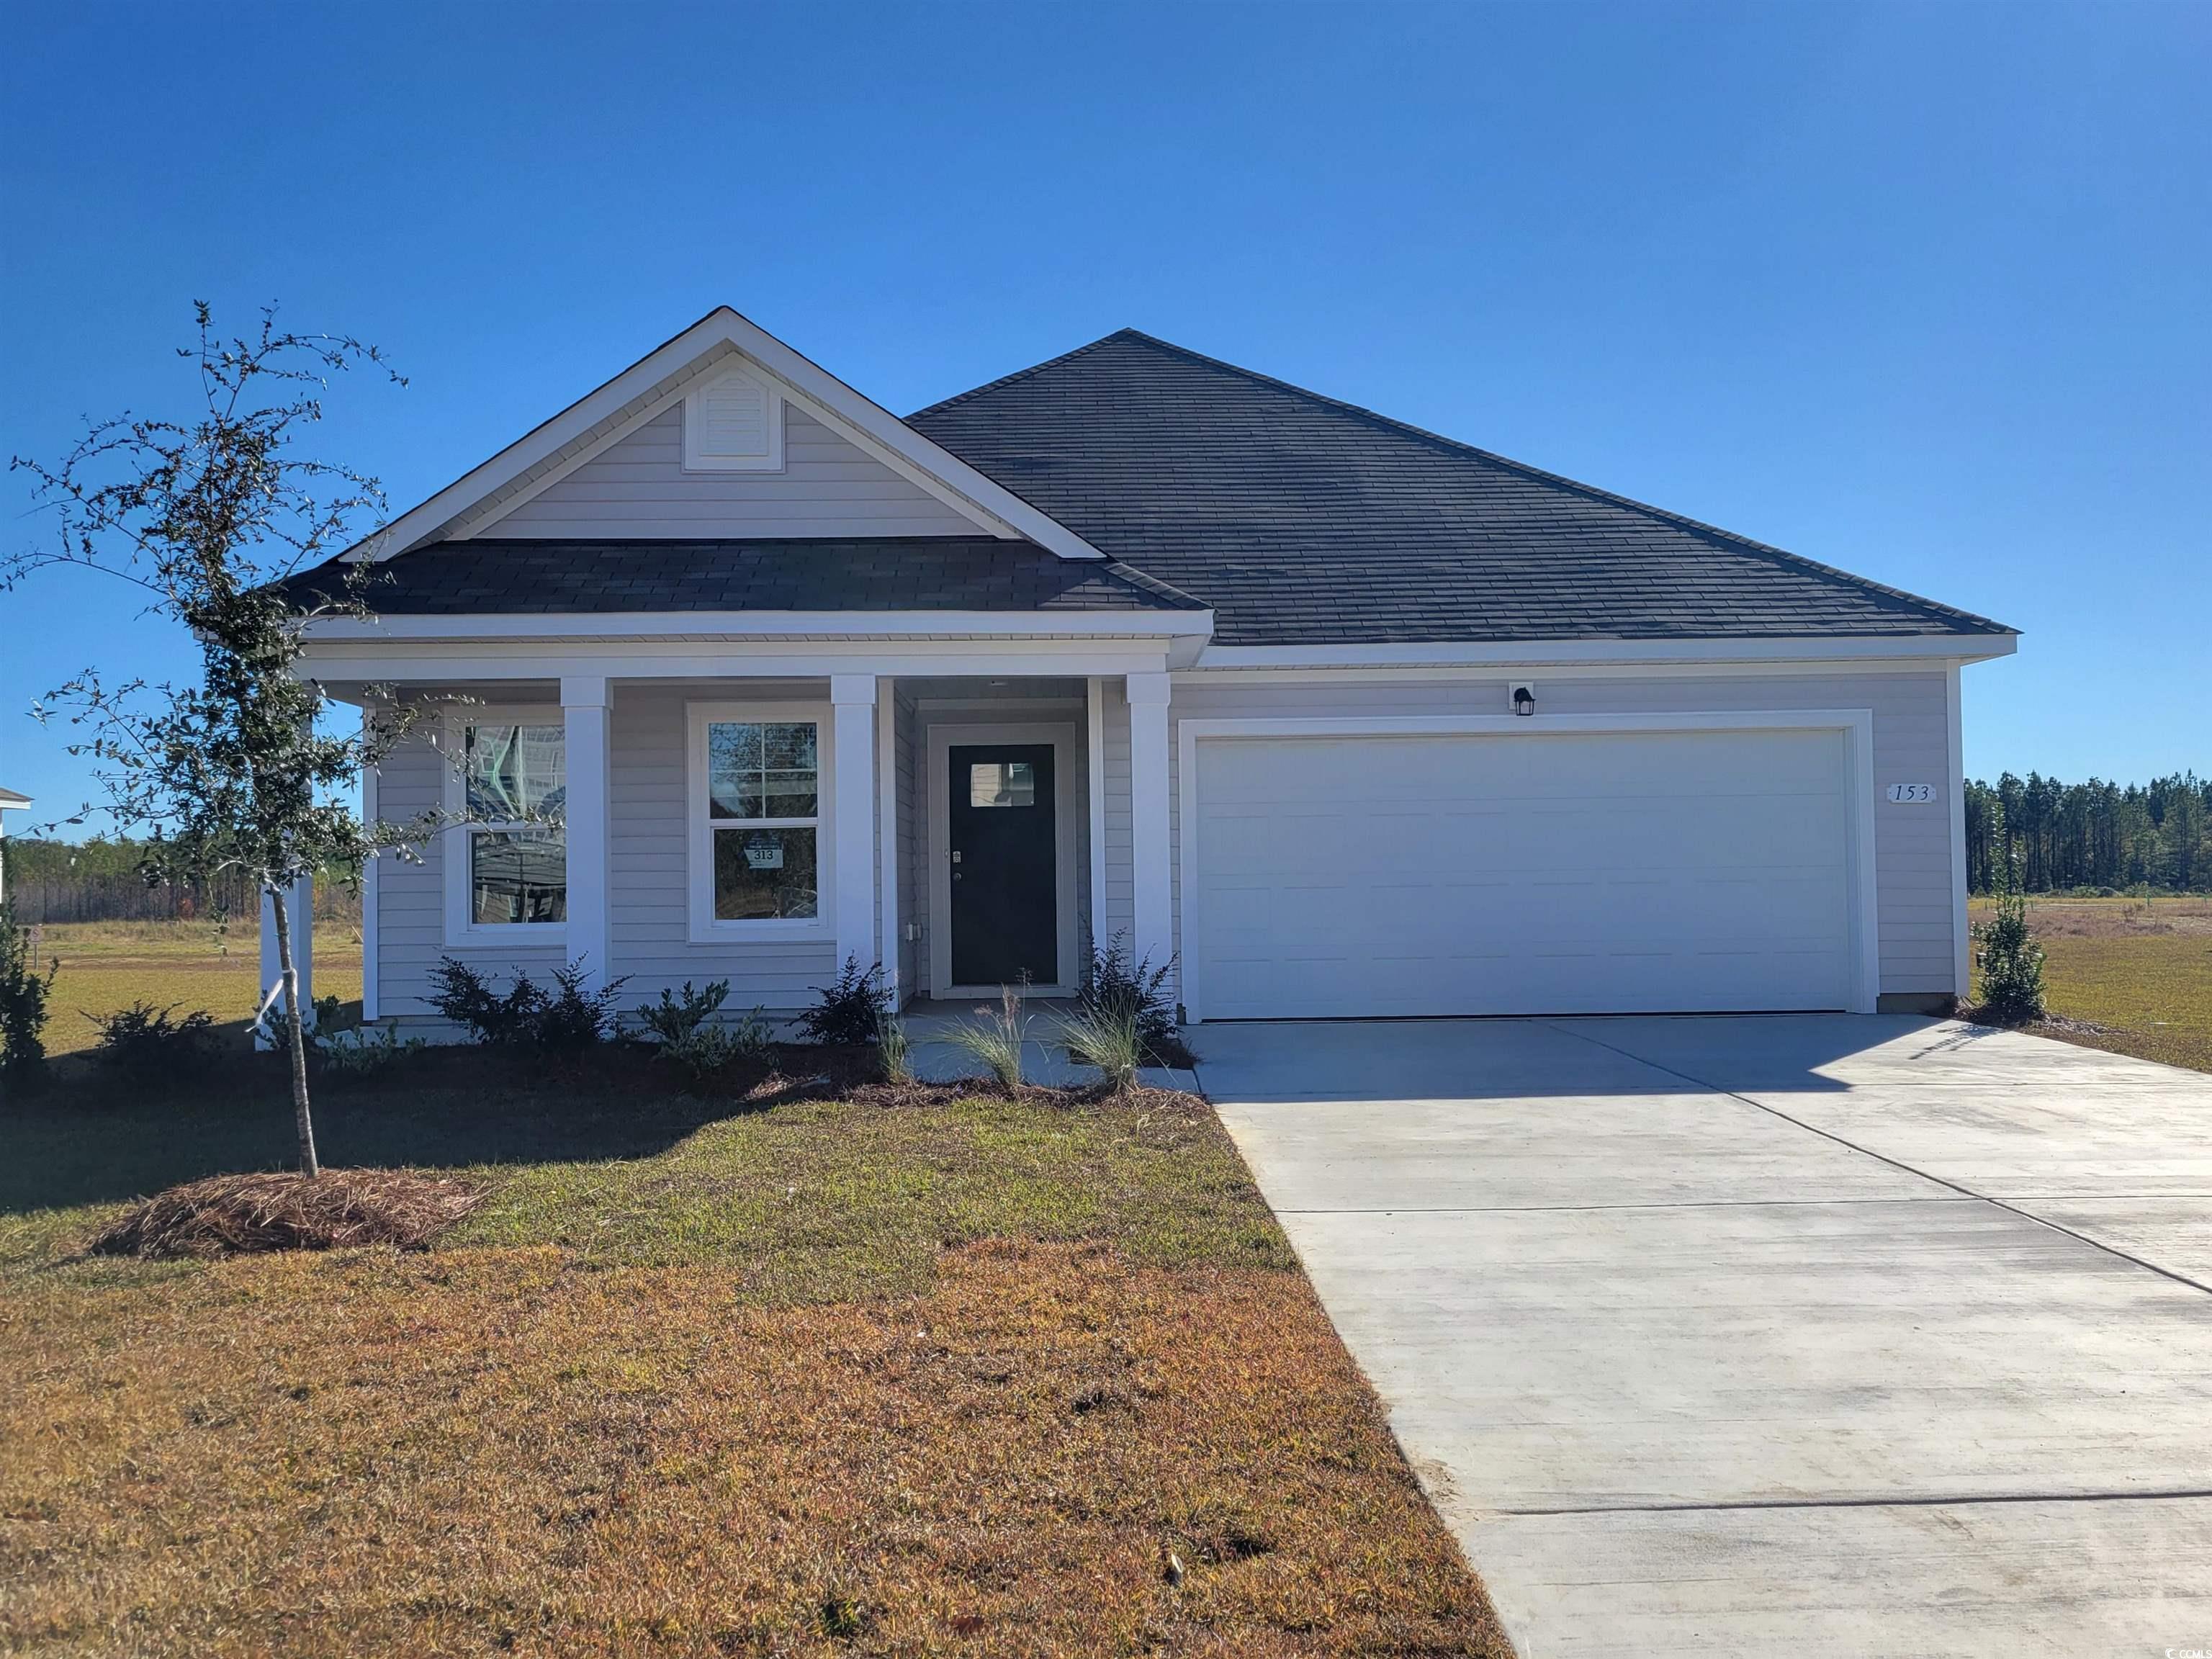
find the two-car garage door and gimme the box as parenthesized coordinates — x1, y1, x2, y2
(1187, 728, 1859, 1020)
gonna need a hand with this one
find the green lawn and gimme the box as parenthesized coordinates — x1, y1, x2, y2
(20, 919, 361, 1057)
(1, 1056, 1290, 1295)
(1971, 894, 2212, 1074)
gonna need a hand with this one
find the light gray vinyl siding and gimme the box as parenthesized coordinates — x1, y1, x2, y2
(370, 713, 567, 1027)
(1165, 669, 1961, 999)
(608, 680, 837, 1012)
(370, 675, 1107, 1027)
(373, 680, 840, 1030)
(475, 404, 983, 540)
(363, 665, 1951, 1029)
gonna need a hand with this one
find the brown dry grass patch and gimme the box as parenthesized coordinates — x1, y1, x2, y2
(89, 1169, 485, 1259)
(1, 1238, 1509, 1658)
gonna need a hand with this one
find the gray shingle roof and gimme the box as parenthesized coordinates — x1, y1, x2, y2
(277, 536, 1206, 618)
(910, 330, 2013, 646)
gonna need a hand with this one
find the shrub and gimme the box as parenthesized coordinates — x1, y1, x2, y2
(876, 1010, 913, 1085)
(1079, 932, 1190, 1066)
(1056, 1002, 1141, 1093)
(798, 956, 892, 1048)
(86, 1000, 220, 1084)
(261, 992, 354, 1059)
(426, 956, 544, 1044)
(634, 979, 731, 1046)
(425, 957, 628, 1051)
(635, 981, 775, 1087)
(534, 961, 630, 1053)
(950, 986, 1028, 1092)
(1977, 881, 2047, 1026)
(313, 1022, 428, 1079)
(0, 902, 58, 1083)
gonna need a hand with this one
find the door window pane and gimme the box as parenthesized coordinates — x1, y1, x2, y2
(465, 724, 565, 822)
(709, 721, 817, 819)
(714, 826, 818, 920)
(471, 830, 567, 924)
(968, 761, 1036, 809)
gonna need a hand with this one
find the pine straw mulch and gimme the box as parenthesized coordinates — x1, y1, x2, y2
(1, 1238, 1515, 1658)
(88, 1169, 485, 1259)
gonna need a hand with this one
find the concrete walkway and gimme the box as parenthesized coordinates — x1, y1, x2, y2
(1197, 1015, 2212, 1657)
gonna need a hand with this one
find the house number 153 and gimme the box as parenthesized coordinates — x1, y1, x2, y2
(1886, 783, 1937, 804)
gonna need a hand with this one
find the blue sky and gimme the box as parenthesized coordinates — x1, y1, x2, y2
(3, 1, 2206, 830)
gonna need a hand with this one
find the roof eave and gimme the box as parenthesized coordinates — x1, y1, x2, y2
(1187, 634, 2018, 670)
(297, 608, 1216, 644)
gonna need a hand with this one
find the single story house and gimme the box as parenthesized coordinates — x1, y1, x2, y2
(277, 307, 2015, 1030)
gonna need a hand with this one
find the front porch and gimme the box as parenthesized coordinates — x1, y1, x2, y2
(297, 652, 1183, 1035)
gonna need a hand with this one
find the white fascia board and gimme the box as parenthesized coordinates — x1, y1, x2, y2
(358, 307, 1109, 562)
(1191, 634, 2018, 669)
(305, 643, 1177, 691)
(301, 608, 1213, 644)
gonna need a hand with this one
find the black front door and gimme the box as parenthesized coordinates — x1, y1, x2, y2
(948, 743, 1057, 986)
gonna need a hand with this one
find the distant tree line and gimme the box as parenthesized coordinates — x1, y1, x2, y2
(0, 837, 359, 926)
(1965, 773, 2211, 895)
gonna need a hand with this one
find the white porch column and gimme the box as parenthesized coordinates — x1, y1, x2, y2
(830, 674, 879, 974)
(1086, 676, 1108, 957)
(562, 675, 613, 992)
(256, 871, 315, 1048)
(361, 701, 382, 1022)
(876, 684, 899, 1002)
(1126, 670, 1174, 985)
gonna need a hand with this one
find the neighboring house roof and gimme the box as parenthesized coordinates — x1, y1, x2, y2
(279, 536, 1205, 617)
(909, 329, 2015, 647)
(0, 788, 29, 809)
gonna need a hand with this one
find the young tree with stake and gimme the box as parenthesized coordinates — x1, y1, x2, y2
(6, 305, 415, 1174)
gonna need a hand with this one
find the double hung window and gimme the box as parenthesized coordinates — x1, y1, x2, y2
(692, 710, 825, 931)
(453, 719, 567, 932)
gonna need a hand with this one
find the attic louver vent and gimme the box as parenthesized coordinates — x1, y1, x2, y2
(683, 365, 783, 471)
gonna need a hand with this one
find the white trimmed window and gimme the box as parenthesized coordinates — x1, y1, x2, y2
(688, 703, 831, 938)
(445, 714, 567, 940)
(682, 364, 784, 472)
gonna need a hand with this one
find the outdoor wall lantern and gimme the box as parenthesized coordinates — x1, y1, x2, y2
(1511, 685, 1537, 717)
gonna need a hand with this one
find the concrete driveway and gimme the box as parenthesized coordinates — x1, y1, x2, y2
(1198, 1015, 2212, 1658)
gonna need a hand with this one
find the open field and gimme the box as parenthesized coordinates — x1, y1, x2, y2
(1970, 894, 2212, 1074)
(0, 1048, 1510, 1658)
(21, 920, 363, 1057)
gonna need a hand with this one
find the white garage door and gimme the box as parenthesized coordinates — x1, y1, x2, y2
(1189, 728, 1858, 1019)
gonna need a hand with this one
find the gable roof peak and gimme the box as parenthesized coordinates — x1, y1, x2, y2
(357, 306, 1107, 562)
